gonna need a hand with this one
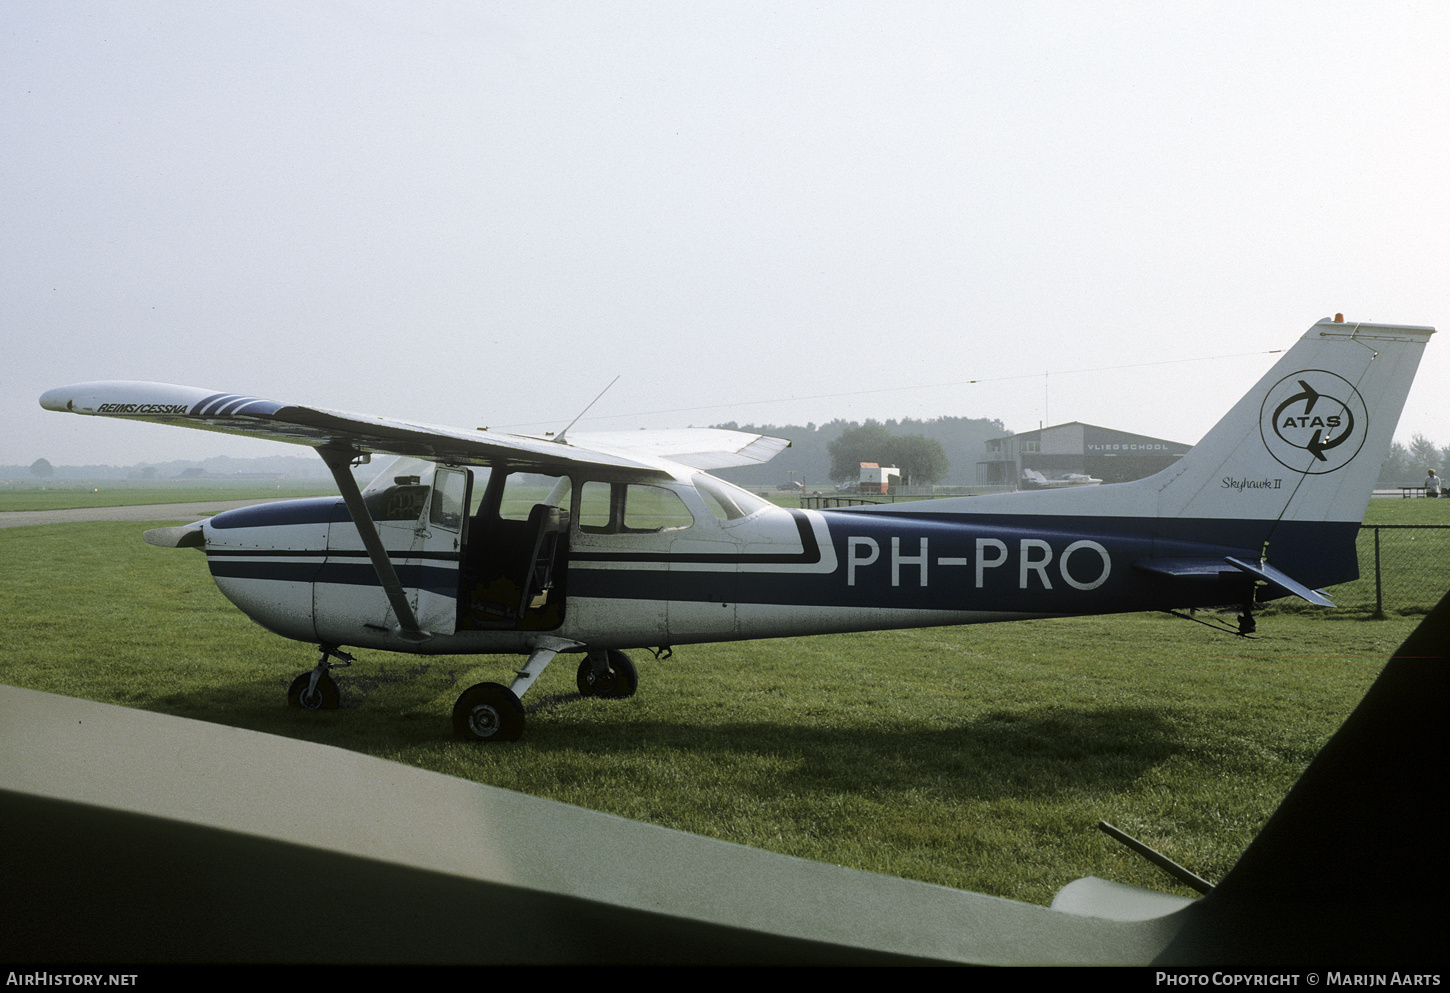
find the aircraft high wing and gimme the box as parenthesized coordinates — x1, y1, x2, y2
(40, 317, 1434, 742)
(38, 382, 789, 477)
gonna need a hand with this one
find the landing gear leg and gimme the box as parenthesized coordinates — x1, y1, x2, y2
(1238, 603, 1257, 636)
(288, 645, 354, 710)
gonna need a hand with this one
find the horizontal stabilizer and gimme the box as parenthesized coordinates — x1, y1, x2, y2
(1134, 556, 1334, 606)
(1224, 556, 1334, 606)
(1133, 558, 1243, 581)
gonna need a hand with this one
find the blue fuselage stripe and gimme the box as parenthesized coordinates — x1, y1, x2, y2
(204, 498, 1358, 614)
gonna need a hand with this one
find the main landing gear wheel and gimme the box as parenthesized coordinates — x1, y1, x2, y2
(453, 682, 525, 742)
(576, 650, 638, 699)
(287, 672, 339, 710)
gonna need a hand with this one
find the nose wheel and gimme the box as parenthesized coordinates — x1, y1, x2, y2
(287, 671, 340, 710)
(287, 645, 352, 710)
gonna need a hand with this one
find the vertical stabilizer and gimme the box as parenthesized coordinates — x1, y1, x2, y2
(1151, 318, 1432, 524)
(852, 318, 1432, 544)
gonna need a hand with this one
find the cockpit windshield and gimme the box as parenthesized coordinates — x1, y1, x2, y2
(360, 459, 434, 521)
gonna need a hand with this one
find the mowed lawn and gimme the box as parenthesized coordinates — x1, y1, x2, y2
(0, 517, 1427, 907)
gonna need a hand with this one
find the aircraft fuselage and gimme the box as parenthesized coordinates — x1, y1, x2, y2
(199, 461, 1343, 657)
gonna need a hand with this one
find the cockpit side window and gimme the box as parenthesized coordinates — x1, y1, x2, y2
(429, 468, 469, 531)
(467, 466, 495, 517)
(498, 472, 571, 521)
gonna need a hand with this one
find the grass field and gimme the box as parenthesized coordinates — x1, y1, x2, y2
(1, 516, 1426, 907)
(1362, 494, 1450, 524)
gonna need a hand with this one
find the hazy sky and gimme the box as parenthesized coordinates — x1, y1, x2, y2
(5, 1, 1447, 467)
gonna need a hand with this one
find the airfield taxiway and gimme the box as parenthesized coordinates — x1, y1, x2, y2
(0, 498, 273, 528)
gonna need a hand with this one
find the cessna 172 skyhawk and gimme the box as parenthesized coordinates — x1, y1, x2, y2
(40, 317, 1432, 742)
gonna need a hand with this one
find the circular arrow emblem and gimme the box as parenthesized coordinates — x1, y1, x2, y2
(1259, 369, 1367, 474)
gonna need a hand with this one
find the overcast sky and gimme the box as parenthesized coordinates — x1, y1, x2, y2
(4, 1, 1447, 468)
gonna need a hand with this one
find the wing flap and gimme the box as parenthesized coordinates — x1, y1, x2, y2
(564, 428, 790, 470)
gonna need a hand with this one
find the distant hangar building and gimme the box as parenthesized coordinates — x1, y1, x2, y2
(976, 422, 1191, 489)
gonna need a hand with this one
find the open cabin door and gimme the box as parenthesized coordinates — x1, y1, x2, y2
(313, 461, 470, 644)
(413, 466, 471, 635)
(457, 469, 570, 632)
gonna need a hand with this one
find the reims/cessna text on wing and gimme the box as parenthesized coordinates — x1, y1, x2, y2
(40, 317, 1433, 742)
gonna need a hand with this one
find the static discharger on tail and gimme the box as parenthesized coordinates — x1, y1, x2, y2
(40, 316, 1433, 741)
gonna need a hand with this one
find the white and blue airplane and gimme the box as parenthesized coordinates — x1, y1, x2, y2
(40, 316, 1433, 742)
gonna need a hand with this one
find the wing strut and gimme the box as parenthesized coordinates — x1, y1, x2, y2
(318, 447, 429, 643)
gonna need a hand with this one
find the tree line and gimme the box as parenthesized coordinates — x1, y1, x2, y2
(709, 415, 1006, 490)
(1381, 434, 1450, 484)
(825, 423, 949, 485)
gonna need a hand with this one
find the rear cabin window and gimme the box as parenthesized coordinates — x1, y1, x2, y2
(578, 481, 694, 534)
(623, 484, 694, 532)
(578, 480, 612, 532)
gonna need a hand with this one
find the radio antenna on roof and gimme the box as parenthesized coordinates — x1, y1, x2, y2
(556, 375, 620, 445)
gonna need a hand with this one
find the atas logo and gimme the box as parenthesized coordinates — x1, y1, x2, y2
(1259, 370, 1367, 474)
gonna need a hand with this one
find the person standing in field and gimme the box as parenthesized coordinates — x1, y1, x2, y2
(1425, 469, 1441, 497)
